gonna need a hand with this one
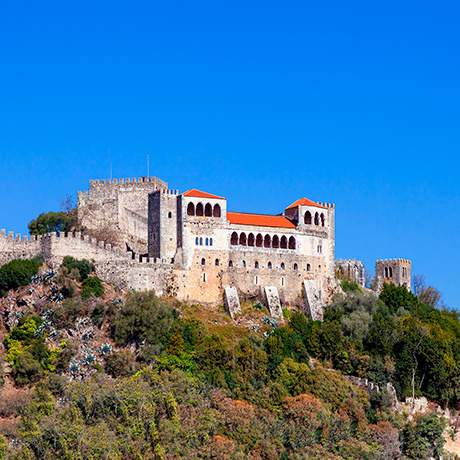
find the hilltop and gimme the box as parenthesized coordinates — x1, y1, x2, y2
(0, 256, 458, 459)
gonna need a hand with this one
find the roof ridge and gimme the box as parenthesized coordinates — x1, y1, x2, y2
(228, 211, 285, 217)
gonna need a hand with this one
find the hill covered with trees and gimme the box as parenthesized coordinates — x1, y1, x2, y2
(0, 257, 457, 459)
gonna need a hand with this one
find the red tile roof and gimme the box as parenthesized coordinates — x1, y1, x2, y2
(183, 189, 225, 200)
(227, 212, 296, 229)
(285, 197, 325, 210)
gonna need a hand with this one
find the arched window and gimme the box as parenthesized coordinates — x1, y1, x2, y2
(204, 203, 212, 217)
(256, 234, 263, 247)
(294, 263, 298, 270)
(199, 237, 203, 245)
(272, 235, 279, 248)
(389, 267, 393, 277)
(201, 258, 206, 266)
(168, 211, 172, 218)
(320, 213, 325, 227)
(196, 203, 204, 216)
(314, 212, 319, 225)
(209, 238, 213, 246)
(205, 238, 209, 246)
(281, 262, 285, 270)
(255, 261, 259, 269)
(248, 233, 255, 247)
(264, 234, 271, 248)
(307, 263, 311, 271)
(229, 260, 233, 267)
(187, 202, 195, 216)
(213, 204, 221, 218)
(280, 236, 288, 249)
(242, 260, 246, 268)
(288, 236, 296, 250)
(231, 232, 238, 245)
(384, 267, 389, 277)
(239, 233, 247, 246)
(304, 211, 312, 224)
(215, 258, 220, 266)
(268, 261, 272, 269)
(195, 237, 199, 245)
(202, 273, 207, 282)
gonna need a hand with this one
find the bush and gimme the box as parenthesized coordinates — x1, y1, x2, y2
(104, 349, 137, 377)
(28, 211, 76, 235)
(340, 278, 361, 293)
(3, 316, 55, 386)
(12, 351, 44, 386)
(111, 292, 178, 359)
(0, 258, 41, 295)
(402, 413, 446, 459)
(61, 256, 93, 281)
(0, 434, 7, 460)
(81, 276, 104, 300)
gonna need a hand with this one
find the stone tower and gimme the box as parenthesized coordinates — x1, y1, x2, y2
(77, 176, 167, 253)
(147, 189, 180, 262)
(374, 258, 412, 292)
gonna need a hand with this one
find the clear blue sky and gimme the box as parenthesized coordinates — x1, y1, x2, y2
(0, 1, 459, 307)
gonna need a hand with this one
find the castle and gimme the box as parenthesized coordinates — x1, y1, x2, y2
(0, 176, 412, 319)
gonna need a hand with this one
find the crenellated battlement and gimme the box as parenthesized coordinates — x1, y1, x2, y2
(160, 189, 180, 195)
(317, 202, 335, 209)
(89, 176, 167, 187)
(376, 258, 411, 264)
(0, 228, 46, 242)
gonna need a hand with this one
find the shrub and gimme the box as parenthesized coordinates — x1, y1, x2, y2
(340, 278, 361, 293)
(104, 349, 137, 377)
(12, 351, 43, 386)
(61, 256, 93, 281)
(0, 258, 41, 295)
(51, 298, 89, 328)
(402, 413, 446, 459)
(111, 292, 177, 357)
(3, 316, 55, 386)
(81, 276, 104, 300)
(0, 434, 7, 460)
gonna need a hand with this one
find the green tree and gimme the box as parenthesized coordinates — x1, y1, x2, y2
(402, 414, 446, 459)
(28, 211, 76, 235)
(111, 292, 177, 358)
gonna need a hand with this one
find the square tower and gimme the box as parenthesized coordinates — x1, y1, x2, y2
(374, 258, 412, 292)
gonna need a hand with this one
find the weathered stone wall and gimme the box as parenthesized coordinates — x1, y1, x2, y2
(0, 229, 42, 265)
(336, 259, 366, 287)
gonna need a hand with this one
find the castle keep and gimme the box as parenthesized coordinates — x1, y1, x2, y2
(0, 176, 412, 318)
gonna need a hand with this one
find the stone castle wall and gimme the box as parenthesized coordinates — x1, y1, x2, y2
(0, 230, 42, 266)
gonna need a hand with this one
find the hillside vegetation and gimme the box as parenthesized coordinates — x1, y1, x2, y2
(0, 258, 457, 459)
